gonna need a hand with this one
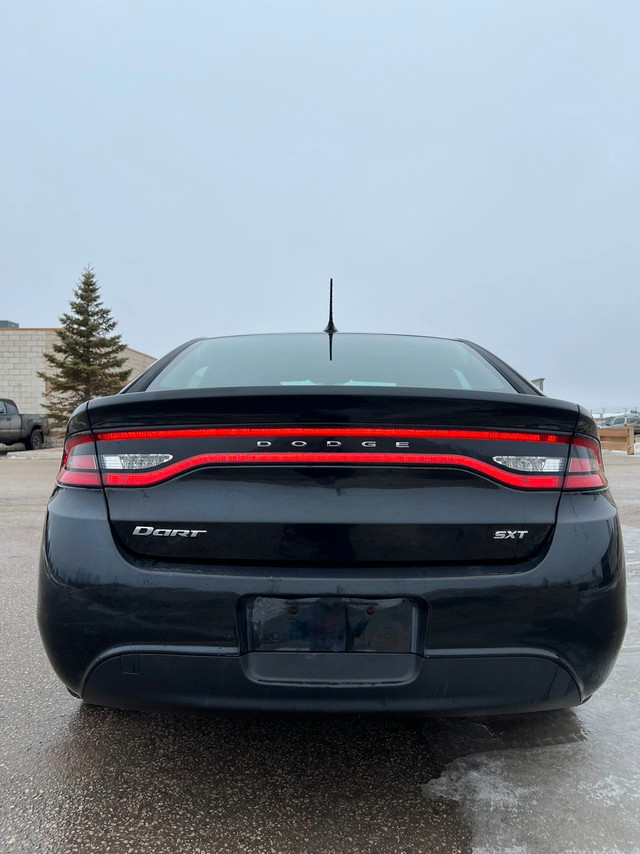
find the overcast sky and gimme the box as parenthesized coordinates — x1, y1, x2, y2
(1, 1, 638, 411)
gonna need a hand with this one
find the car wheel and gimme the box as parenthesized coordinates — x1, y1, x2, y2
(27, 429, 44, 450)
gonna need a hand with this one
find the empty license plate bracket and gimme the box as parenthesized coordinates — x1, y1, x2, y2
(248, 597, 417, 653)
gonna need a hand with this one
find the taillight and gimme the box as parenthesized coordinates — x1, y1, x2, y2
(94, 427, 571, 489)
(492, 435, 607, 490)
(493, 456, 565, 473)
(99, 452, 564, 489)
(88, 427, 607, 491)
(563, 436, 608, 490)
(57, 434, 102, 487)
(102, 453, 174, 470)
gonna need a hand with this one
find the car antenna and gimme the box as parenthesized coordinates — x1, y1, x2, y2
(323, 278, 337, 360)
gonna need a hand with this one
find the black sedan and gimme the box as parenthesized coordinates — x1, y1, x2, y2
(38, 333, 626, 714)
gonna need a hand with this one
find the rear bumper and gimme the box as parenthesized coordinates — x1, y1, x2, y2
(82, 647, 580, 715)
(38, 486, 626, 714)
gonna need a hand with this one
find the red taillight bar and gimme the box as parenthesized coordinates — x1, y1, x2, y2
(563, 435, 607, 490)
(61, 433, 95, 458)
(58, 429, 607, 492)
(58, 470, 102, 487)
(103, 452, 563, 489)
(96, 427, 569, 443)
(57, 434, 102, 487)
(564, 474, 607, 489)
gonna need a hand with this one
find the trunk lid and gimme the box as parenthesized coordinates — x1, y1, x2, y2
(87, 388, 579, 566)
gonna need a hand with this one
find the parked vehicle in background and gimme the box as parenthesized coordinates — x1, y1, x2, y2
(606, 414, 640, 435)
(0, 398, 50, 449)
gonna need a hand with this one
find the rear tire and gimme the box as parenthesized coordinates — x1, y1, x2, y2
(27, 429, 44, 450)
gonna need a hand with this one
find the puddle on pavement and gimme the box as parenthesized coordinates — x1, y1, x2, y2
(28, 709, 475, 854)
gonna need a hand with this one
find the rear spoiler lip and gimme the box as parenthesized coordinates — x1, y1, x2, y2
(91, 385, 571, 406)
(83, 387, 586, 438)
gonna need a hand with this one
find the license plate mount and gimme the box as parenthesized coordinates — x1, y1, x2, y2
(248, 596, 416, 653)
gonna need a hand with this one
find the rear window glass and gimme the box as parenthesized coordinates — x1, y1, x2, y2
(145, 334, 517, 393)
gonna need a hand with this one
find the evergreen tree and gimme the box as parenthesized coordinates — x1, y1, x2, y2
(39, 266, 131, 424)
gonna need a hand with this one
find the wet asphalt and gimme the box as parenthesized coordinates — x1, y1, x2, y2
(0, 455, 638, 854)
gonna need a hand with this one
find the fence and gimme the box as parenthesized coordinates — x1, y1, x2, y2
(598, 426, 635, 455)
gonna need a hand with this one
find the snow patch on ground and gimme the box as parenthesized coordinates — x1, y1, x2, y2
(422, 743, 640, 854)
(423, 753, 534, 811)
(421, 527, 640, 854)
(2, 448, 62, 460)
(578, 774, 640, 808)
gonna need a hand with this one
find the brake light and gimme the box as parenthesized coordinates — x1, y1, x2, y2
(492, 436, 607, 490)
(57, 434, 102, 487)
(97, 427, 567, 443)
(563, 436, 607, 490)
(88, 427, 607, 491)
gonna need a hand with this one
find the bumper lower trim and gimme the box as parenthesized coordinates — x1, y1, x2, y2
(81, 645, 581, 715)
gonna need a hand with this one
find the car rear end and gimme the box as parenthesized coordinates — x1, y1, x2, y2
(38, 334, 626, 714)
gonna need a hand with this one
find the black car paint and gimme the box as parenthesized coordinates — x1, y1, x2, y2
(38, 483, 624, 712)
(37, 335, 626, 714)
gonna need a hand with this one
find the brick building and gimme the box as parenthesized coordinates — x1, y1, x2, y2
(0, 324, 155, 413)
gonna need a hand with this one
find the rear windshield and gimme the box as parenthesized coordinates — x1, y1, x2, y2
(145, 334, 517, 393)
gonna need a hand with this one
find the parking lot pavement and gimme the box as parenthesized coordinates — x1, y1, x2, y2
(0, 456, 638, 854)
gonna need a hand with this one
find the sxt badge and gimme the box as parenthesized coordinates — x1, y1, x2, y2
(494, 530, 529, 540)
